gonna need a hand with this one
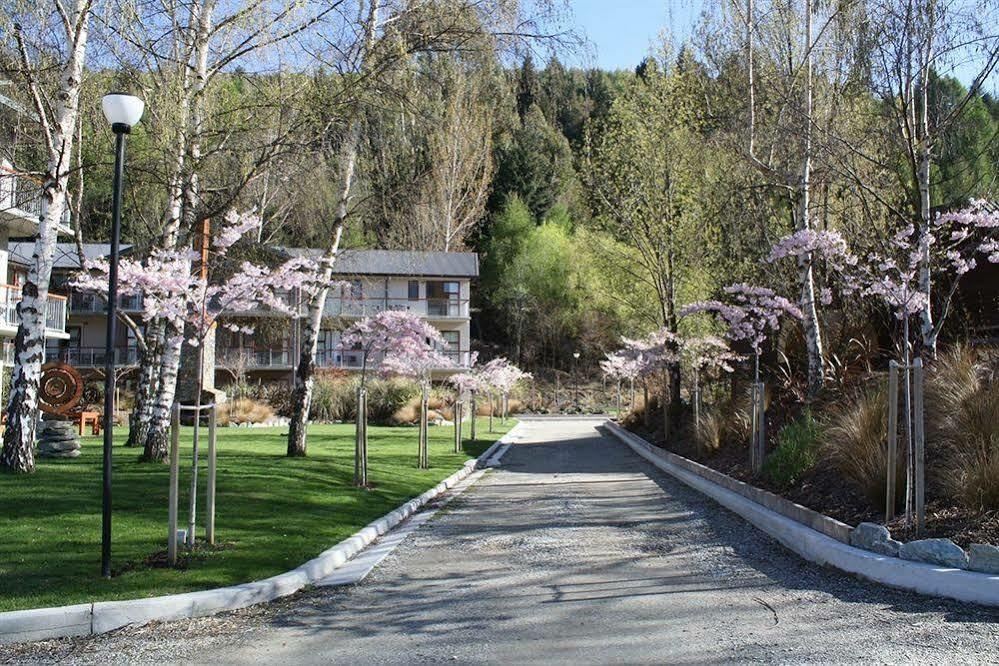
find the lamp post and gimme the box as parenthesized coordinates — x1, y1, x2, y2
(100, 93, 144, 579)
(572, 352, 580, 410)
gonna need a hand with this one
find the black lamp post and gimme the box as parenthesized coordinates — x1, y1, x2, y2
(100, 93, 144, 579)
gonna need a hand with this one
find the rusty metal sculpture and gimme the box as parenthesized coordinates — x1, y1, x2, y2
(38, 361, 84, 416)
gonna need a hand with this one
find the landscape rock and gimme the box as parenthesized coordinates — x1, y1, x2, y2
(968, 544, 999, 575)
(37, 448, 81, 458)
(39, 439, 81, 453)
(899, 538, 968, 569)
(850, 522, 901, 556)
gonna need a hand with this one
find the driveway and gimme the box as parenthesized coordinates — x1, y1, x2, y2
(7, 418, 999, 664)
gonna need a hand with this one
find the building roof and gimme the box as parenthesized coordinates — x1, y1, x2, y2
(8, 242, 133, 270)
(10, 243, 478, 278)
(283, 248, 479, 278)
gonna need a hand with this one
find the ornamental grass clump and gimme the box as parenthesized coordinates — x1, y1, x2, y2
(219, 398, 275, 426)
(927, 345, 999, 511)
(821, 384, 902, 508)
(695, 408, 724, 455)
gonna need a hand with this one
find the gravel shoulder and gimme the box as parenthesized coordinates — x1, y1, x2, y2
(5, 418, 999, 665)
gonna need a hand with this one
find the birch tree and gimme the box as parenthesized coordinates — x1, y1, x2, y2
(1, 0, 94, 473)
(99, 0, 334, 461)
(286, 0, 563, 456)
(862, 0, 999, 355)
(286, 0, 381, 457)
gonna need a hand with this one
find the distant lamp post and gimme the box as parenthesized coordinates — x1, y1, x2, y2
(100, 93, 144, 579)
(572, 352, 581, 410)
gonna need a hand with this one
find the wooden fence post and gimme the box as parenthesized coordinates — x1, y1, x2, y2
(168, 403, 180, 567)
(886, 361, 899, 521)
(913, 358, 925, 533)
(206, 404, 218, 545)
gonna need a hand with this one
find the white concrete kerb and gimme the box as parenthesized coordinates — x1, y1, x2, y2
(604, 421, 999, 607)
(0, 422, 525, 644)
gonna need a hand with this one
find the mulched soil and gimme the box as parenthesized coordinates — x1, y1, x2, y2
(626, 421, 999, 548)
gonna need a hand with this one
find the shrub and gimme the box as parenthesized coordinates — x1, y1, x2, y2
(367, 377, 419, 422)
(763, 410, 821, 488)
(821, 383, 903, 508)
(310, 375, 358, 422)
(219, 398, 275, 426)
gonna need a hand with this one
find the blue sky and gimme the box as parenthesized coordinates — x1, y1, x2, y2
(561, 1, 995, 91)
(563, 0, 702, 71)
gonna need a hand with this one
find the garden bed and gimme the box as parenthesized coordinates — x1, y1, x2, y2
(625, 420, 999, 549)
(0, 419, 510, 612)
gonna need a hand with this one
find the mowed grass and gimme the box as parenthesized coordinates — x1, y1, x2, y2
(0, 418, 510, 612)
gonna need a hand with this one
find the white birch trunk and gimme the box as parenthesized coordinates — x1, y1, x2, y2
(144, 323, 184, 461)
(1, 0, 91, 473)
(798, 0, 824, 399)
(287, 0, 380, 457)
(143, 0, 212, 454)
(917, 23, 935, 355)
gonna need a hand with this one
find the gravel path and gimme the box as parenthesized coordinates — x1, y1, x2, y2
(5, 418, 999, 664)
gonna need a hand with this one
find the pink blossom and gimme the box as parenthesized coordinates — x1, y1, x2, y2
(681, 284, 801, 353)
(214, 210, 261, 251)
(342, 310, 448, 381)
(478, 357, 531, 394)
(71, 211, 327, 344)
(683, 335, 742, 374)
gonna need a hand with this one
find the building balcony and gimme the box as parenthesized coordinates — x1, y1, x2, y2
(0, 164, 71, 235)
(0, 284, 68, 339)
(217, 347, 471, 373)
(50, 345, 140, 367)
(232, 294, 470, 320)
(324, 296, 469, 320)
(69, 292, 143, 315)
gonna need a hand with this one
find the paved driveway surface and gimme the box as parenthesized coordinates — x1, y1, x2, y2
(6, 418, 999, 664)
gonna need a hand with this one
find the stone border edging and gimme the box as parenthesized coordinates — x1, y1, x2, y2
(0, 422, 524, 644)
(605, 423, 852, 543)
(604, 421, 999, 607)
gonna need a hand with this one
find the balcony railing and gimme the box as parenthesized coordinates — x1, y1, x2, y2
(0, 165, 71, 225)
(0, 284, 67, 334)
(217, 347, 471, 371)
(69, 292, 143, 314)
(52, 346, 140, 367)
(324, 296, 469, 319)
(231, 292, 469, 320)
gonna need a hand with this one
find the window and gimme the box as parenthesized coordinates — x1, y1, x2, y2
(408, 280, 419, 300)
(440, 330, 460, 363)
(426, 281, 460, 316)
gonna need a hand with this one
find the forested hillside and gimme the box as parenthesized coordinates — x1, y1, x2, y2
(64, 2, 998, 375)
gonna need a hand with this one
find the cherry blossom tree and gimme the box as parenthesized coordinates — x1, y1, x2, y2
(478, 357, 531, 424)
(74, 211, 323, 464)
(767, 229, 859, 396)
(682, 335, 741, 432)
(600, 351, 644, 414)
(341, 310, 448, 475)
(447, 353, 484, 440)
(74, 210, 323, 548)
(681, 284, 803, 387)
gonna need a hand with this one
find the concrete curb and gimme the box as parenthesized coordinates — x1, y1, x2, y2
(604, 421, 999, 607)
(1, 422, 525, 644)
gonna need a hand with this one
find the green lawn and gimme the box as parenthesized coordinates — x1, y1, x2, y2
(0, 418, 510, 612)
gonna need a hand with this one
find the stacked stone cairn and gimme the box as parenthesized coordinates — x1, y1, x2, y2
(36, 416, 82, 458)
